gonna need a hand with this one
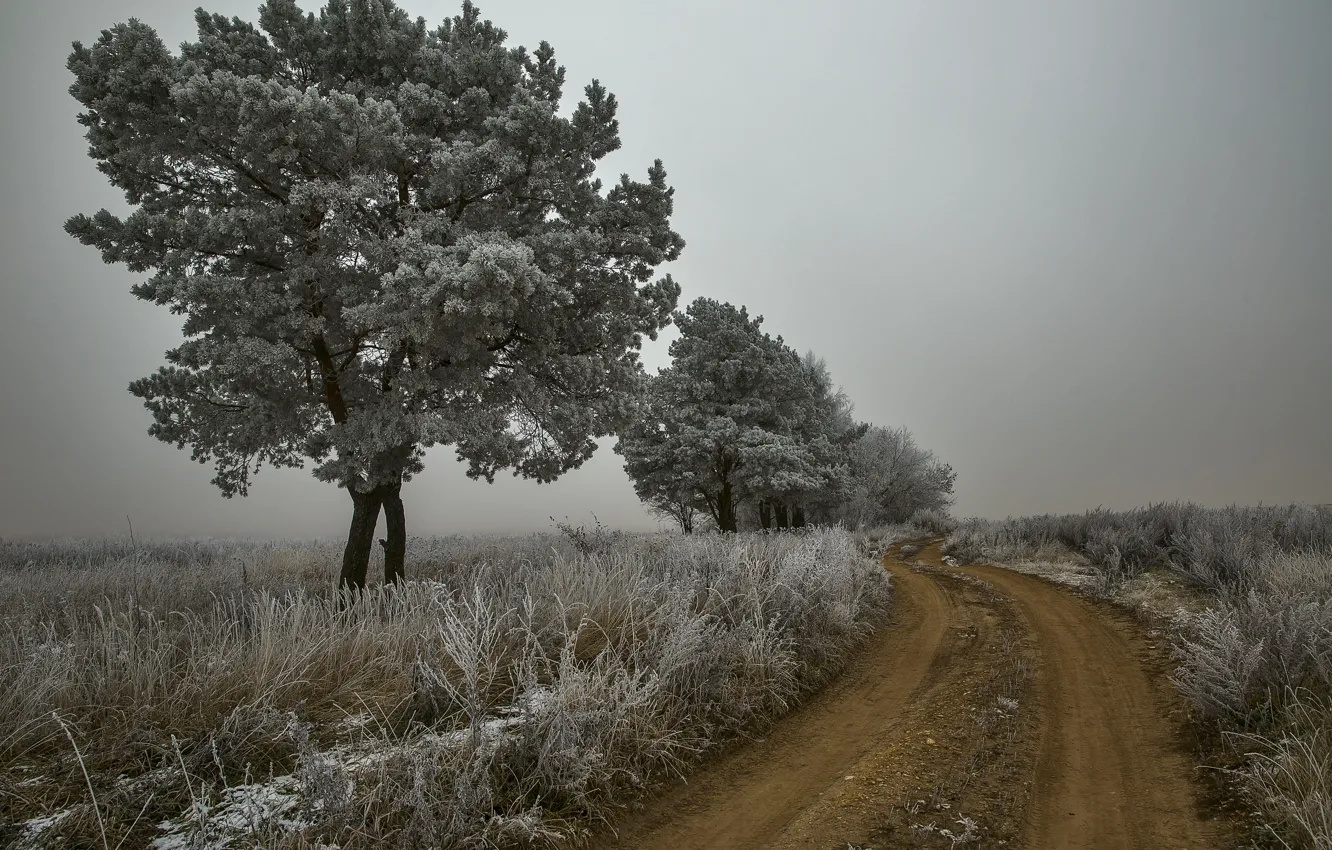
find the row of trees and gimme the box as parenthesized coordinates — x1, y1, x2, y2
(65, 0, 952, 587)
(617, 299, 954, 533)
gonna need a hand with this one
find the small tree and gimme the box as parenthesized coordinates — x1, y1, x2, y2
(66, 1, 683, 588)
(845, 425, 956, 527)
(617, 299, 830, 532)
(647, 489, 705, 534)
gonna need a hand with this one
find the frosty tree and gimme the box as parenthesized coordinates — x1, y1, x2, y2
(844, 425, 956, 526)
(753, 352, 864, 529)
(66, 0, 683, 588)
(617, 299, 835, 532)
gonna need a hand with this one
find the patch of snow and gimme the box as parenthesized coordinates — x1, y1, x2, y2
(152, 775, 305, 850)
(117, 765, 178, 792)
(335, 712, 375, 731)
(19, 809, 73, 846)
(149, 704, 544, 848)
(994, 558, 1099, 590)
(320, 706, 537, 775)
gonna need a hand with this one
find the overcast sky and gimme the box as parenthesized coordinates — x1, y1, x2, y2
(2, 0, 1329, 540)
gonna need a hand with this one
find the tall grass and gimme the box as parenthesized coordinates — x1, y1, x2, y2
(1, 529, 890, 849)
(944, 502, 1332, 849)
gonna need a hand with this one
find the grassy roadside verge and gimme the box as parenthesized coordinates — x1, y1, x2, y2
(943, 503, 1332, 850)
(1, 529, 890, 849)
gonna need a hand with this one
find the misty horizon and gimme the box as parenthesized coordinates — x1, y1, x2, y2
(2, 0, 1329, 541)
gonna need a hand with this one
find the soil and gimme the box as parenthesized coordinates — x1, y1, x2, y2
(586, 542, 1238, 849)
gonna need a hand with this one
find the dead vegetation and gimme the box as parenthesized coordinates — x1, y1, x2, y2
(945, 503, 1332, 850)
(1, 529, 890, 849)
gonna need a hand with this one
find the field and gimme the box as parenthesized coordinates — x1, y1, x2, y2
(1, 528, 890, 848)
(5, 504, 1329, 850)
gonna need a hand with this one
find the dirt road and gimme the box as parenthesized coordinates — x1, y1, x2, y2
(591, 543, 1233, 849)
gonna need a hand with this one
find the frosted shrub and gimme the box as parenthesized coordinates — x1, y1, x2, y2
(942, 517, 1080, 566)
(1264, 551, 1332, 600)
(1169, 548, 1332, 850)
(1232, 692, 1332, 850)
(943, 503, 1332, 591)
(1170, 518, 1269, 593)
(1173, 553, 1332, 725)
(860, 523, 931, 558)
(908, 508, 958, 536)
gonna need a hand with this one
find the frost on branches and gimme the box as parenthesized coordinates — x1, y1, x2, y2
(65, 0, 683, 587)
(617, 299, 953, 534)
(616, 299, 854, 533)
(845, 426, 957, 527)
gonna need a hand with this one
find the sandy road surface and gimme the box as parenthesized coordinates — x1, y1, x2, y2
(590, 543, 1232, 849)
(963, 562, 1224, 849)
(593, 549, 957, 849)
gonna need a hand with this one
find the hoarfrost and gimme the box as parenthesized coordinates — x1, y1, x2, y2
(18, 809, 73, 847)
(151, 775, 304, 850)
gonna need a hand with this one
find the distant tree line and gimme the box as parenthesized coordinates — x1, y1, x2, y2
(617, 298, 954, 533)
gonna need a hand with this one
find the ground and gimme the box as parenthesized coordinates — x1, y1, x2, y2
(587, 542, 1238, 850)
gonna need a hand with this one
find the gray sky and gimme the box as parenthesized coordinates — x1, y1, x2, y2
(2, 0, 1329, 540)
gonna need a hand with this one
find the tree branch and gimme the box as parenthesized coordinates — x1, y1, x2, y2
(485, 323, 525, 352)
(167, 243, 286, 273)
(221, 154, 289, 204)
(336, 337, 366, 373)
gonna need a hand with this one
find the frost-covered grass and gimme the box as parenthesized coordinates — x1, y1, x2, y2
(1171, 551, 1332, 850)
(944, 502, 1332, 592)
(857, 508, 958, 559)
(944, 503, 1332, 849)
(859, 522, 930, 558)
(0, 529, 890, 848)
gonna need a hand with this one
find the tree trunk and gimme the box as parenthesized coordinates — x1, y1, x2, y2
(759, 500, 772, 530)
(381, 481, 406, 585)
(718, 481, 737, 533)
(792, 504, 806, 528)
(775, 502, 790, 530)
(340, 486, 385, 594)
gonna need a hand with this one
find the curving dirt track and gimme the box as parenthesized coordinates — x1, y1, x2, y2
(589, 543, 1234, 849)
(960, 562, 1223, 849)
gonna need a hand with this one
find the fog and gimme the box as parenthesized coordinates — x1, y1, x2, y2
(2, 0, 1328, 540)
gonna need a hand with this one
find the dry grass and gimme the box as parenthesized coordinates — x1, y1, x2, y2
(1, 529, 891, 849)
(858, 524, 931, 559)
(945, 504, 1332, 849)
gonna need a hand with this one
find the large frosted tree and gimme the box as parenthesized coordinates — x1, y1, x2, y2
(617, 299, 830, 533)
(66, 0, 683, 588)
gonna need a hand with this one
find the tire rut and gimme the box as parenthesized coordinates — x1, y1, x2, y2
(591, 548, 961, 849)
(961, 562, 1232, 849)
(586, 542, 1235, 849)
